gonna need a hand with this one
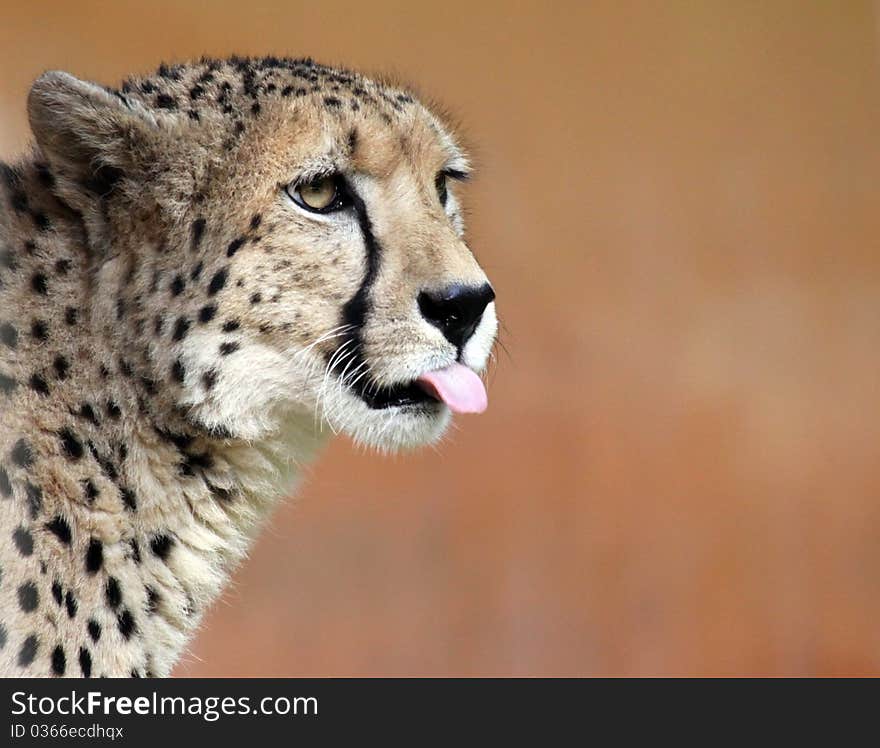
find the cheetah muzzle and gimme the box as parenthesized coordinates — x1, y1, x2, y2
(0, 56, 497, 677)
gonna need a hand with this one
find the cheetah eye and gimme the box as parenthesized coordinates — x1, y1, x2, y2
(286, 174, 349, 213)
(435, 172, 448, 206)
(435, 169, 468, 208)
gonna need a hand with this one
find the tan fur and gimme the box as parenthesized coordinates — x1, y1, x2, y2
(0, 57, 496, 677)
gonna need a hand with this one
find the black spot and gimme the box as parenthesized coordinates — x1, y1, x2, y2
(219, 341, 239, 356)
(189, 84, 205, 100)
(32, 212, 51, 232)
(191, 218, 206, 248)
(65, 590, 77, 618)
(52, 645, 66, 676)
(209, 483, 234, 503)
(156, 93, 178, 110)
(106, 401, 121, 420)
(251, 101, 261, 115)
(250, 214, 262, 229)
(85, 539, 103, 574)
(13, 526, 33, 556)
(202, 369, 217, 390)
(89, 443, 118, 481)
(31, 273, 49, 296)
(46, 515, 72, 545)
(53, 355, 69, 380)
(65, 307, 78, 326)
(150, 534, 174, 560)
(0, 322, 18, 349)
(226, 237, 245, 257)
(180, 451, 213, 476)
(78, 403, 99, 426)
(146, 586, 160, 614)
(25, 483, 42, 519)
(31, 319, 48, 340)
(105, 577, 122, 609)
(190, 261, 203, 280)
(156, 429, 194, 451)
(29, 374, 50, 396)
(87, 620, 101, 642)
(140, 376, 158, 396)
(79, 647, 92, 677)
(121, 488, 137, 512)
(129, 538, 141, 564)
(198, 304, 216, 323)
(324, 96, 342, 108)
(18, 582, 38, 612)
(208, 267, 228, 295)
(11, 439, 33, 467)
(52, 581, 63, 605)
(35, 162, 55, 188)
(54, 258, 71, 275)
(250, 292, 262, 305)
(222, 320, 240, 333)
(18, 635, 38, 667)
(0, 373, 17, 395)
(172, 359, 186, 383)
(59, 428, 83, 460)
(0, 467, 11, 497)
(157, 62, 182, 81)
(85, 164, 124, 196)
(83, 479, 99, 502)
(170, 275, 185, 296)
(117, 609, 137, 639)
(10, 190, 27, 212)
(172, 317, 190, 341)
(0, 623, 6, 650)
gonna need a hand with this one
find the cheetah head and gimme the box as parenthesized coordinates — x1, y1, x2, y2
(27, 58, 497, 451)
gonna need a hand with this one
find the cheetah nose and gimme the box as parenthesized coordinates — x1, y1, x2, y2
(417, 283, 495, 351)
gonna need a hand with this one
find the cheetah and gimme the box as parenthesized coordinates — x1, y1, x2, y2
(0, 57, 497, 677)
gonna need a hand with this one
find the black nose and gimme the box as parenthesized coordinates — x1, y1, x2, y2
(418, 283, 495, 350)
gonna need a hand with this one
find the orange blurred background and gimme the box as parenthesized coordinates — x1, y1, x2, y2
(2, 1, 878, 676)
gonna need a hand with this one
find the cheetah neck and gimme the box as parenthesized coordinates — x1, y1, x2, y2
(1, 158, 327, 677)
(116, 405, 326, 676)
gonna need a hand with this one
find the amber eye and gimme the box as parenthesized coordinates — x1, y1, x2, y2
(287, 174, 348, 213)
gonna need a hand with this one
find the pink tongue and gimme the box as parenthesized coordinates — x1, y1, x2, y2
(416, 363, 488, 414)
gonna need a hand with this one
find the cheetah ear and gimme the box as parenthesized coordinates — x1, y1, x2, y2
(27, 71, 160, 196)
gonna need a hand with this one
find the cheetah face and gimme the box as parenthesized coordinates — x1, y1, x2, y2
(263, 123, 498, 450)
(28, 59, 497, 451)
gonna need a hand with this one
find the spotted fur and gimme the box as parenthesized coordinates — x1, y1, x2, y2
(0, 57, 497, 677)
